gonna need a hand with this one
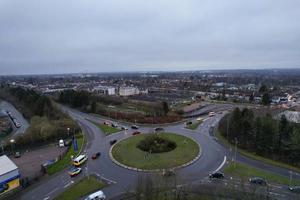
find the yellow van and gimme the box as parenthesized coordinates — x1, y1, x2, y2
(73, 154, 87, 166)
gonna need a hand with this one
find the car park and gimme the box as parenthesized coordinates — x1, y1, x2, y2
(131, 125, 139, 129)
(249, 177, 267, 185)
(92, 152, 101, 160)
(110, 139, 117, 145)
(73, 154, 87, 166)
(132, 131, 141, 135)
(85, 190, 106, 200)
(68, 167, 82, 177)
(209, 172, 224, 179)
(289, 186, 300, 193)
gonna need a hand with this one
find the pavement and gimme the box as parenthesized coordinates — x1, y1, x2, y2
(0, 101, 29, 137)
(15, 104, 300, 200)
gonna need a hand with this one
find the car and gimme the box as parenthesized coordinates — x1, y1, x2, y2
(186, 121, 192, 125)
(110, 139, 117, 145)
(68, 167, 82, 177)
(162, 169, 175, 177)
(92, 152, 101, 160)
(121, 126, 128, 130)
(131, 125, 139, 129)
(85, 190, 106, 200)
(196, 117, 203, 121)
(209, 172, 224, 179)
(155, 127, 164, 132)
(249, 177, 267, 185)
(111, 123, 118, 128)
(289, 186, 300, 193)
(103, 121, 110, 125)
(14, 152, 21, 158)
(208, 112, 215, 117)
(132, 131, 141, 135)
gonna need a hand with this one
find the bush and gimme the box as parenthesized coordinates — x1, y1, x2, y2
(136, 135, 176, 153)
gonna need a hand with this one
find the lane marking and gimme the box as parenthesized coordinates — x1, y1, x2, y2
(43, 197, 50, 200)
(214, 156, 227, 172)
(44, 187, 59, 197)
(63, 181, 74, 188)
(95, 173, 117, 184)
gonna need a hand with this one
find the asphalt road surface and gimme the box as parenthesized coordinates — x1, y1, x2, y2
(17, 105, 300, 200)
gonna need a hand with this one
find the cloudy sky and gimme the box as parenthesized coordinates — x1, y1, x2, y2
(0, 0, 300, 75)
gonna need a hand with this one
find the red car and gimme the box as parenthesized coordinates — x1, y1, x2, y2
(132, 131, 141, 136)
(92, 152, 101, 160)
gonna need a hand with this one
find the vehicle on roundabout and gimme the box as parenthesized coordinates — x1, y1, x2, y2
(162, 169, 175, 177)
(110, 139, 117, 145)
(68, 167, 82, 177)
(249, 177, 267, 185)
(155, 127, 164, 132)
(131, 125, 139, 129)
(92, 152, 101, 159)
(132, 131, 141, 135)
(209, 172, 224, 179)
(289, 186, 300, 193)
(121, 126, 128, 130)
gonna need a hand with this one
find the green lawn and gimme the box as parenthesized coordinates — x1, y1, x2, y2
(88, 120, 120, 135)
(186, 121, 202, 130)
(224, 161, 300, 185)
(54, 176, 106, 200)
(112, 132, 200, 170)
(47, 135, 84, 175)
(216, 130, 300, 174)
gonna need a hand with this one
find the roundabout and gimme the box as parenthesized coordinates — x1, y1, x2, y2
(110, 132, 201, 171)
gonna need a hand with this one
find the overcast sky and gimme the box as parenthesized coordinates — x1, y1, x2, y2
(0, 0, 300, 75)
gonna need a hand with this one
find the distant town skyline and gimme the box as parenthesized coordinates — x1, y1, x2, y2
(1, 0, 300, 75)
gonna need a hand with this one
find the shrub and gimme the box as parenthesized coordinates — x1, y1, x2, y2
(136, 135, 176, 153)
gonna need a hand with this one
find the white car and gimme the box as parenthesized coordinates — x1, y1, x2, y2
(85, 190, 106, 200)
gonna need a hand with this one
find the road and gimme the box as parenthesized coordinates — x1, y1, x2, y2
(17, 105, 300, 200)
(0, 101, 29, 137)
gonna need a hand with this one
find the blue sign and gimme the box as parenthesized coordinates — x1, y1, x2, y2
(73, 137, 78, 151)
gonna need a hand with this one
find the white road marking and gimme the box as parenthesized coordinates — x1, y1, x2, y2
(44, 187, 59, 197)
(63, 181, 74, 188)
(214, 156, 227, 172)
(43, 197, 50, 200)
(269, 192, 284, 196)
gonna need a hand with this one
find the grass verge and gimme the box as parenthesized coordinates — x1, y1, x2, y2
(186, 120, 202, 130)
(47, 134, 84, 175)
(54, 176, 106, 200)
(112, 132, 200, 170)
(216, 130, 300, 174)
(88, 119, 120, 135)
(224, 161, 300, 185)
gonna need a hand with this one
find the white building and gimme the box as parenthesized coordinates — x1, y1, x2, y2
(93, 86, 116, 95)
(0, 155, 20, 195)
(119, 87, 139, 96)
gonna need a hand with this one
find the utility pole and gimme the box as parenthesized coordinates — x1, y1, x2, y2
(234, 137, 238, 168)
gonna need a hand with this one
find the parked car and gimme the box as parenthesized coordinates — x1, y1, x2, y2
(103, 121, 110, 125)
(111, 123, 118, 128)
(155, 127, 164, 132)
(121, 126, 128, 130)
(162, 169, 175, 177)
(208, 112, 215, 117)
(249, 177, 267, 185)
(68, 167, 82, 177)
(110, 140, 117, 145)
(289, 186, 300, 193)
(92, 152, 101, 160)
(209, 172, 224, 179)
(14, 152, 21, 158)
(132, 131, 141, 136)
(131, 125, 139, 129)
(85, 190, 106, 200)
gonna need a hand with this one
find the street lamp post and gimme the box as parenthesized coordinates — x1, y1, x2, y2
(67, 127, 70, 137)
(234, 137, 238, 168)
(10, 139, 15, 155)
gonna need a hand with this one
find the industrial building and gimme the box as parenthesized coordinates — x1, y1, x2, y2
(92, 86, 116, 95)
(119, 87, 139, 96)
(0, 155, 20, 195)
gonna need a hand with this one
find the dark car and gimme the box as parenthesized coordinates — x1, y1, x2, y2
(131, 125, 139, 129)
(155, 127, 164, 132)
(132, 131, 141, 136)
(249, 177, 267, 185)
(209, 172, 224, 179)
(14, 152, 21, 158)
(186, 121, 192, 125)
(110, 140, 117, 145)
(92, 152, 101, 160)
(289, 186, 300, 193)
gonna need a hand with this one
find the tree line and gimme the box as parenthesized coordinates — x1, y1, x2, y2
(219, 108, 300, 167)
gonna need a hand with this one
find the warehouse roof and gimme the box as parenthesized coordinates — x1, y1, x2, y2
(0, 155, 18, 176)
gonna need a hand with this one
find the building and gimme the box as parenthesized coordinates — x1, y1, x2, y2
(92, 86, 116, 95)
(0, 155, 20, 195)
(119, 87, 139, 96)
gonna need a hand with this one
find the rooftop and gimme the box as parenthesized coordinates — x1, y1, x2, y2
(0, 155, 18, 175)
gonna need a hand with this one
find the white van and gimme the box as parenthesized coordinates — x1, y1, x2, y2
(85, 190, 106, 200)
(73, 154, 87, 166)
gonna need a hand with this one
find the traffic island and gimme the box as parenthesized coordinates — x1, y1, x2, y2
(110, 132, 201, 171)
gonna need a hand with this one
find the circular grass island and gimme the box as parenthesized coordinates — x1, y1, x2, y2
(111, 132, 200, 170)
